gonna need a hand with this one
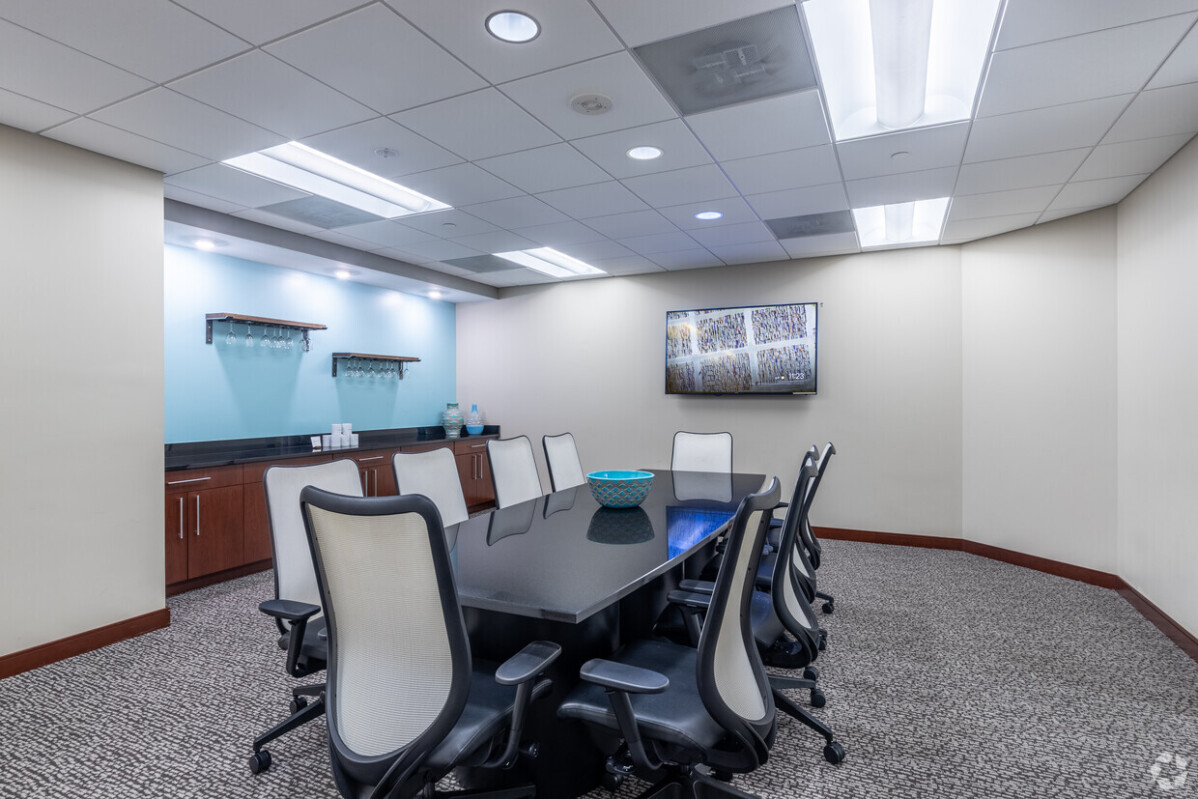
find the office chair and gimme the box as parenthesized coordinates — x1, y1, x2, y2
(393, 448, 469, 528)
(542, 432, 585, 492)
(486, 436, 542, 509)
(803, 442, 837, 614)
(300, 488, 562, 799)
(670, 430, 733, 473)
(559, 478, 792, 798)
(251, 458, 363, 774)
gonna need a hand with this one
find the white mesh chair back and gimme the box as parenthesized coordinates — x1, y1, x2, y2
(774, 463, 823, 637)
(301, 490, 471, 782)
(672, 470, 733, 502)
(393, 448, 469, 528)
(697, 478, 780, 752)
(264, 459, 363, 611)
(543, 433, 585, 492)
(487, 436, 542, 509)
(671, 431, 733, 473)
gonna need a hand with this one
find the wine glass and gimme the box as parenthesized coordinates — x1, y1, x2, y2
(225, 321, 236, 346)
(275, 327, 285, 349)
(285, 329, 294, 351)
(245, 323, 254, 347)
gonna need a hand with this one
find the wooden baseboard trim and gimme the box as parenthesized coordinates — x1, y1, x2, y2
(0, 607, 170, 680)
(166, 559, 272, 597)
(814, 525, 1197, 664)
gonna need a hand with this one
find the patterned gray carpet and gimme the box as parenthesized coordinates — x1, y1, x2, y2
(2, 541, 1196, 799)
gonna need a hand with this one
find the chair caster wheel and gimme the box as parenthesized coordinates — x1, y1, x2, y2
(817, 632, 827, 651)
(810, 689, 826, 708)
(823, 741, 845, 764)
(821, 601, 834, 614)
(289, 696, 308, 714)
(249, 750, 272, 774)
(803, 665, 819, 681)
(600, 772, 624, 792)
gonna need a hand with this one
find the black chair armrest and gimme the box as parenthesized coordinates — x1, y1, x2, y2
(677, 579, 715, 594)
(259, 599, 320, 622)
(579, 659, 669, 694)
(495, 640, 562, 686)
(666, 589, 715, 610)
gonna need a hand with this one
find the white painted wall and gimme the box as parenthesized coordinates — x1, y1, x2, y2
(1116, 137, 1198, 637)
(458, 246, 964, 537)
(0, 125, 164, 657)
(961, 210, 1118, 572)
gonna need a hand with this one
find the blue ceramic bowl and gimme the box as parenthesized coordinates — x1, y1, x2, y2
(586, 470, 654, 508)
(465, 424, 485, 435)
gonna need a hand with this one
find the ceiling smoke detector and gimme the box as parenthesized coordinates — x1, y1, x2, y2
(571, 93, 614, 115)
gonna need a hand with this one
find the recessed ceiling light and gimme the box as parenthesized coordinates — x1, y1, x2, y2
(486, 11, 540, 43)
(334, 269, 352, 280)
(627, 146, 663, 161)
(428, 289, 443, 299)
(194, 238, 218, 251)
(494, 247, 606, 279)
(694, 211, 723, 221)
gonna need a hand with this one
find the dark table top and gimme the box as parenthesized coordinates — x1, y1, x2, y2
(448, 470, 766, 623)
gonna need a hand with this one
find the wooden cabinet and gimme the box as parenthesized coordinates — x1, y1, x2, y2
(345, 450, 396, 497)
(164, 466, 244, 583)
(454, 439, 495, 510)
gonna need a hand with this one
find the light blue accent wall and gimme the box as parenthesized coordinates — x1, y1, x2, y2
(164, 245, 457, 443)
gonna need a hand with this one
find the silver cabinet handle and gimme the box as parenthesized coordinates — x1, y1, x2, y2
(195, 494, 201, 536)
(358, 456, 384, 462)
(178, 497, 184, 540)
(471, 443, 486, 449)
(167, 476, 212, 485)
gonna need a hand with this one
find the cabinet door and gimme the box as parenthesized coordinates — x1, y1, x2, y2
(457, 452, 496, 509)
(164, 493, 188, 585)
(242, 480, 272, 564)
(473, 452, 495, 506)
(188, 484, 245, 579)
(375, 462, 397, 497)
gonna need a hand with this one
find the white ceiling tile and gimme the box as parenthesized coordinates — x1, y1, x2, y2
(979, 17, 1192, 117)
(590, 255, 664, 275)
(1038, 205, 1106, 225)
(622, 164, 739, 206)
(651, 249, 725, 270)
(452, 231, 539, 253)
(266, 5, 485, 115)
(394, 239, 486, 262)
(169, 51, 374, 139)
(44, 118, 209, 174)
(0, 0, 248, 83)
(91, 88, 285, 161)
(591, 0, 794, 47)
(569, 119, 713, 178)
(845, 167, 959, 207)
(618, 231, 702, 254)
(398, 163, 523, 207)
(536, 181, 648, 218)
(1103, 82, 1198, 143)
(166, 163, 309, 207)
(478, 144, 610, 194)
(395, 0, 623, 83)
(687, 221, 776, 248)
(779, 232, 860, 259)
(956, 149, 1091, 195)
(398, 210, 499, 239)
(584, 210, 679, 238)
(1049, 174, 1150, 211)
(1075, 134, 1192, 181)
(995, 0, 1198, 50)
(1149, 22, 1198, 87)
(500, 52, 678, 139)
(163, 184, 248, 214)
(941, 213, 1043, 244)
(0, 88, 74, 132)
(658, 197, 762, 230)
(836, 124, 969, 181)
(392, 89, 560, 160)
(686, 91, 830, 161)
(462, 196, 571, 228)
(510, 220, 607, 247)
(334, 220, 439, 248)
(706, 240, 789, 264)
(299, 117, 462, 179)
(172, 0, 365, 45)
(231, 207, 326, 236)
(560, 239, 635, 260)
(722, 146, 841, 195)
(0, 20, 152, 114)
(744, 183, 850, 220)
(948, 186, 1059, 221)
(964, 96, 1131, 162)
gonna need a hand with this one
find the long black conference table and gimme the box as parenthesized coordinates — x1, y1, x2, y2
(446, 469, 767, 797)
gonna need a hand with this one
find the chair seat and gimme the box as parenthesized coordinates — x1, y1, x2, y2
(427, 668, 552, 771)
(558, 639, 725, 753)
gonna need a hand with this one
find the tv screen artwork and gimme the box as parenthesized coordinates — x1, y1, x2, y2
(666, 302, 817, 395)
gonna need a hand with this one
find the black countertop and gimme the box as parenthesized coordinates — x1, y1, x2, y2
(165, 425, 500, 471)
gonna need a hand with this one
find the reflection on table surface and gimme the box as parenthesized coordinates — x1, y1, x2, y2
(451, 470, 765, 623)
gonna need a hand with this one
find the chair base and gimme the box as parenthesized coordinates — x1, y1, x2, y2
(628, 766, 760, 799)
(430, 786, 535, 799)
(250, 690, 326, 773)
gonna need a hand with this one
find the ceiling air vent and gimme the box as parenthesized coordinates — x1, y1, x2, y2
(765, 211, 856, 239)
(259, 196, 384, 229)
(633, 6, 816, 115)
(442, 254, 527, 274)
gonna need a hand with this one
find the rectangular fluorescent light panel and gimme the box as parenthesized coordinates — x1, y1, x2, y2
(494, 248, 605, 279)
(802, 0, 1001, 140)
(224, 142, 450, 218)
(852, 197, 948, 248)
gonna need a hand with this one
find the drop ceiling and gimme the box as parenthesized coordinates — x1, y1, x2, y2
(4, 0, 1198, 300)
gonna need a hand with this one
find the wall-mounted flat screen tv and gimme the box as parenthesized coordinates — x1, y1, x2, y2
(666, 302, 817, 395)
